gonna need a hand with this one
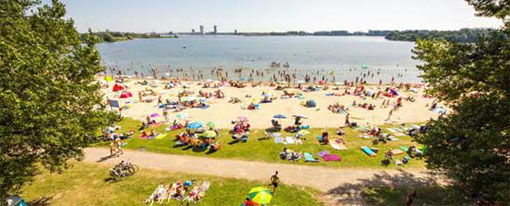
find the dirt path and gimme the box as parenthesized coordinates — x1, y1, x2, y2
(84, 148, 439, 205)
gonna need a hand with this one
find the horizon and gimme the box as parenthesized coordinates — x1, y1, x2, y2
(45, 0, 503, 33)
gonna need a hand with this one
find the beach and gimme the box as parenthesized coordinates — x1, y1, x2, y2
(101, 77, 442, 129)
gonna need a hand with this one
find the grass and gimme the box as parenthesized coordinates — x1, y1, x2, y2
(21, 162, 322, 206)
(323, 169, 470, 206)
(96, 118, 425, 169)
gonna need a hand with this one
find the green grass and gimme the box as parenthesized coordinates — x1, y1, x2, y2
(21, 162, 322, 206)
(97, 118, 425, 169)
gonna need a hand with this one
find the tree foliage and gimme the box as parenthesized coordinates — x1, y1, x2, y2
(413, 3, 510, 203)
(0, 0, 115, 200)
(386, 28, 491, 43)
(467, 0, 510, 25)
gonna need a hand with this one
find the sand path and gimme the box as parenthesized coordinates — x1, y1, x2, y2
(84, 147, 439, 205)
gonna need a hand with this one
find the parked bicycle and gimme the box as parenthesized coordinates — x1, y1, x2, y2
(109, 159, 139, 181)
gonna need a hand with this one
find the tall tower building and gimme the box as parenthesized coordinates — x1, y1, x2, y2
(213, 25, 217, 34)
(199, 25, 204, 35)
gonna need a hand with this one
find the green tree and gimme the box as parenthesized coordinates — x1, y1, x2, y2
(413, 1, 510, 204)
(0, 0, 115, 200)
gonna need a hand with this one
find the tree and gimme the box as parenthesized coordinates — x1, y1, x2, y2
(467, 0, 510, 26)
(412, 1, 510, 204)
(0, 0, 115, 200)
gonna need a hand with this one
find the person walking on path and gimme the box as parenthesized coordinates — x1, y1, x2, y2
(386, 109, 394, 121)
(269, 171, 280, 194)
(345, 113, 350, 127)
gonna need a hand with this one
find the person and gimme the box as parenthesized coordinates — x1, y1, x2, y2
(163, 110, 169, 122)
(270, 171, 280, 194)
(243, 198, 259, 206)
(386, 109, 393, 121)
(345, 113, 350, 126)
(114, 137, 123, 156)
(294, 116, 302, 126)
(406, 191, 417, 206)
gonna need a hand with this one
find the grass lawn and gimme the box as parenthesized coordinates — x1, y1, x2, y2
(96, 118, 425, 169)
(21, 162, 322, 206)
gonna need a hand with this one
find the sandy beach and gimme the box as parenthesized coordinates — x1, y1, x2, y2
(100, 77, 442, 129)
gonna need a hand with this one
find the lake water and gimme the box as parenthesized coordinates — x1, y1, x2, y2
(97, 35, 422, 83)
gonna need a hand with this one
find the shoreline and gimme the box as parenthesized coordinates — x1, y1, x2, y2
(99, 75, 441, 129)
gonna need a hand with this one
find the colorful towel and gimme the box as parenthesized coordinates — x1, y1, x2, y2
(304, 152, 318, 162)
(154, 133, 167, 139)
(361, 146, 376, 157)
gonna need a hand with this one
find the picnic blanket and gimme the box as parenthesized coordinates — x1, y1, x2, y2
(323, 154, 341, 161)
(330, 139, 347, 150)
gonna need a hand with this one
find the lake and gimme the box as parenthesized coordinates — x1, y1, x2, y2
(97, 35, 422, 83)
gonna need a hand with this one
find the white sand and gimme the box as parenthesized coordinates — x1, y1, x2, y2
(100, 78, 441, 129)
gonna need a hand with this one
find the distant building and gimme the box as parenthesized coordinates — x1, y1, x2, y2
(213, 25, 217, 34)
(192, 29, 195, 33)
(199, 25, 204, 35)
(234, 29, 237, 34)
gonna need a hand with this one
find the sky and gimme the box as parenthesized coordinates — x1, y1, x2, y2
(53, 0, 503, 33)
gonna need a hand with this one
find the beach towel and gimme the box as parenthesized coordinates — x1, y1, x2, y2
(387, 135, 399, 141)
(304, 152, 319, 162)
(361, 146, 376, 157)
(274, 136, 283, 144)
(317, 150, 330, 157)
(154, 133, 166, 140)
(391, 149, 404, 155)
(284, 136, 296, 144)
(400, 146, 409, 152)
(330, 139, 347, 150)
(412, 124, 421, 129)
(394, 132, 406, 136)
(387, 128, 398, 133)
(323, 154, 341, 161)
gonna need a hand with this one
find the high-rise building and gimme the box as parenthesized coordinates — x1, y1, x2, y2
(213, 25, 217, 34)
(199, 25, 204, 35)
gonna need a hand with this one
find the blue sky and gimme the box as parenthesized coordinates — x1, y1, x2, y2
(55, 0, 502, 33)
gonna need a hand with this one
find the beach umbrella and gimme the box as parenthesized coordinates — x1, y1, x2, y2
(206, 79, 213, 82)
(334, 82, 342, 86)
(150, 113, 160, 118)
(293, 114, 308, 119)
(362, 64, 369, 69)
(187, 122, 203, 129)
(207, 121, 216, 128)
(176, 113, 188, 119)
(273, 114, 287, 119)
(202, 130, 217, 138)
(296, 80, 305, 84)
(238, 116, 249, 122)
(248, 187, 272, 204)
(104, 76, 114, 82)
